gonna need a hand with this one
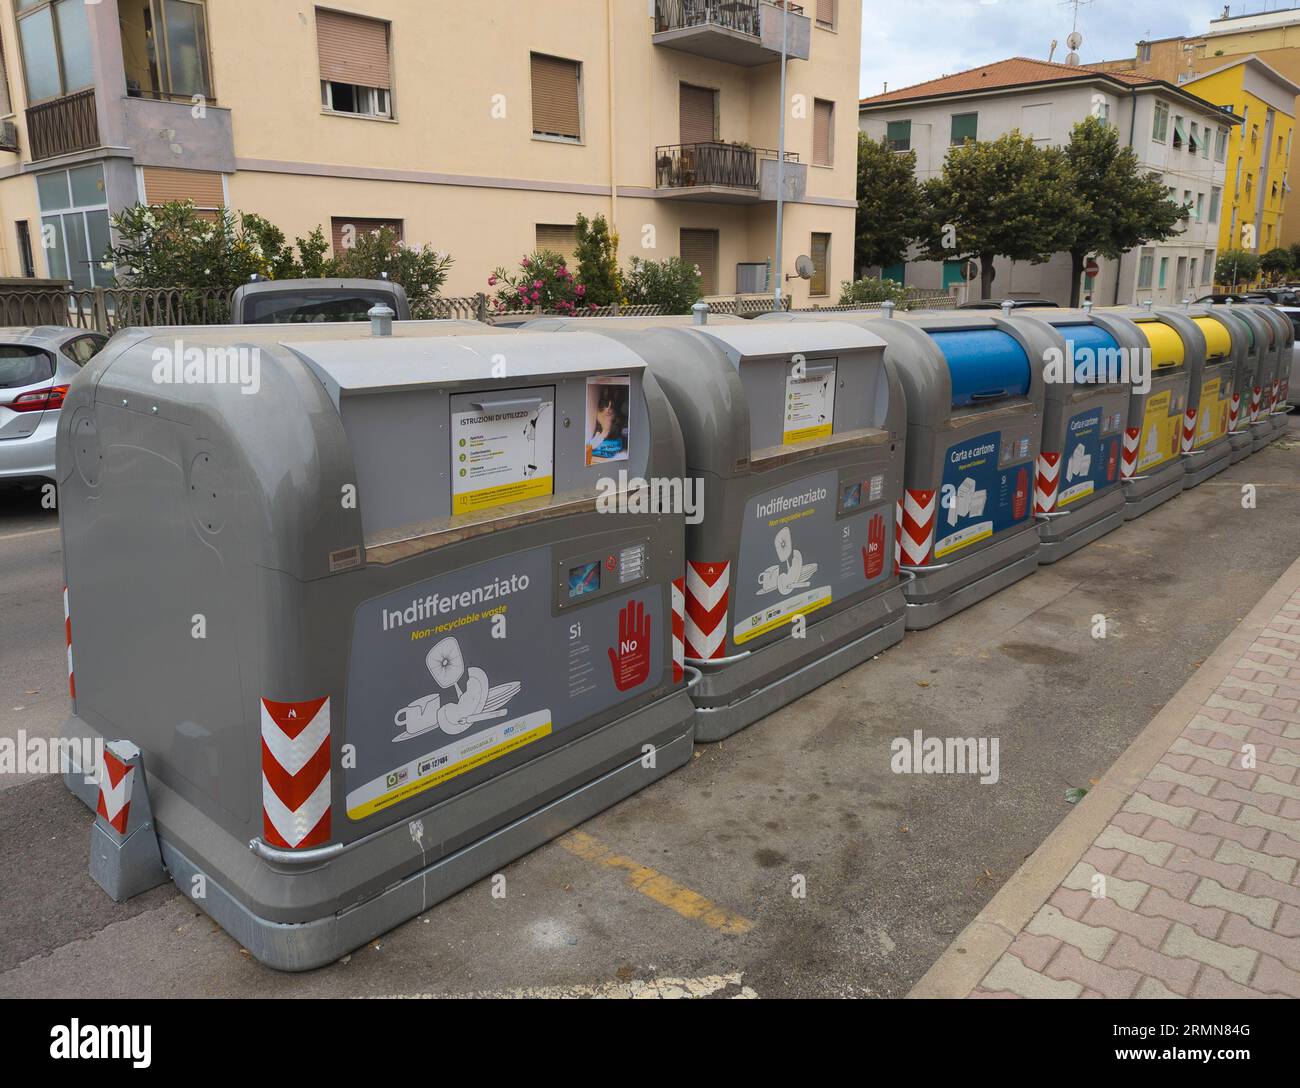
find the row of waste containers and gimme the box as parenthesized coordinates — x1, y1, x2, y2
(55, 301, 1293, 969)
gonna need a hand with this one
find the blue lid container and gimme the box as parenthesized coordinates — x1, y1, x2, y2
(1055, 323, 1121, 383)
(930, 330, 1032, 408)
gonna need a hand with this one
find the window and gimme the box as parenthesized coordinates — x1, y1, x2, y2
(1202, 250, 1214, 285)
(36, 164, 112, 288)
(1158, 256, 1169, 289)
(330, 216, 403, 257)
(1195, 193, 1204, 221)
(142, 166, 224, 219)
(119, 0, 213, 101)
(813, 99, 835, 166)
(1214, 128, 1228, 162)
(815, 0, 836, 29)
(16, 0, 93, 103)
(1182, 189, 1192, 217)
(15, 222, 35, 277)
(1209, 186, 1221, 223)
(531, 52, 581, 141)
(680, 229, 718, 296)
(810, 232, 830, 296)
(1189, 258, 1198, 288)
(950, 112, 978, 145)
(1139, 42, 1152, 63)
(1189, 122, 1199, 154)
(1096, 101, 1110, 127)
(1172, 116, 1185, 149)
(1137, 248, 1155, 289)
(1251, 124, 1259, 151)
(317, 8, 392, 119)
(536, 223, 578, 269)
(62, 335, 103, 365)
(0, 24, 12, 115)
(885, 120, 911, 152)
(1152, 101, 1169, 143)
(1235, 156, 1242, 193)
(679, 83, 718, 145)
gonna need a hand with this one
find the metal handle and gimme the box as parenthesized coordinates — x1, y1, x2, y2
(1181, 449, 1206, 458)
(899, 561, 953, 574)
(470, 396, 542, 413)
(1121, 475, 1150, 484)
(1035, 510, 1071, 521)
(685, 649, 753, 668)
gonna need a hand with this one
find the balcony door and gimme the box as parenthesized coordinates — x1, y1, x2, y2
(680, 229, 719, 296)
(680, 83, 718, 146)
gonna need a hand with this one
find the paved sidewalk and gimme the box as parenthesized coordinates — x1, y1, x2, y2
(912, 556, 1300, 999)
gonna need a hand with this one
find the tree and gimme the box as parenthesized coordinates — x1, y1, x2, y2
(107, 202, 271, 288)
(624, 256, 701, 313)
(1217, 248, 1261, 287)
(838, 276, 910, 307)
(918, 131, 1079, 299)
(574, 213, 622, 306)
(488, 250, 588, 314)
(854, 133, 925, 275)
(1260, 246, 1292, 282)
(1058, 117, 1187, 307)
(332, 226, 453, 317)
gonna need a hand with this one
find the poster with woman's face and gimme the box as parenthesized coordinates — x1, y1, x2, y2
(585, 376, 631, 465)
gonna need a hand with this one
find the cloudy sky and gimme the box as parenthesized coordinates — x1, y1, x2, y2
(857, 0, 1257, 98)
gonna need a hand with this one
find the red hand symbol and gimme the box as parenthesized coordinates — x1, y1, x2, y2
(863, 513, 885, 579)
(608, 598, 652, 692)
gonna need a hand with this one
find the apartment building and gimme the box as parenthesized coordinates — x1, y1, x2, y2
(859, 58, 1234, 306)
(0, 0, 860, 302)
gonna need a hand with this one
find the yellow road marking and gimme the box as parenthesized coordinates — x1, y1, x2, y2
(559, 829, 754, 935)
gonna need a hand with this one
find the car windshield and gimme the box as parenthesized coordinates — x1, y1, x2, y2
(242, 291, 396, 323)
(0, 346, 54, 389)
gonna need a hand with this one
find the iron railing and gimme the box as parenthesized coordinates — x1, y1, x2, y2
(27, 89, 100, 161)
(655, 142, 798, 191)
(654, 0, 802, 35)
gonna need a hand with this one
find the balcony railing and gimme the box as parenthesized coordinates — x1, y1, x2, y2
(27, 89, 100, 162)
(654, 0, 803, 36)
(656, 142, 798, 191)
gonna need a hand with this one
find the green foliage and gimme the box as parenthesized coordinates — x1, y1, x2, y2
(838, 276, 911, 307)
(854, 133, 925, 273)
(1260, 246, 1292, 280)
(489, 250, 589, 314)
(106, 202, 270, 288)
(918, 131, 1080, 298)
(1288, 242, 1300, 274)
(1217, 249, 1261, 285)
(332, 226, 453, 317)
(294, 227, 333, 279)
(624, 256, 703, 313)
(1057, 117, 1186, 305)
(574, 213, 622, 306)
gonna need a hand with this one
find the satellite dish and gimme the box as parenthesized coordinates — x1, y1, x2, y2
(794, 255, 815, 280)
(1065, 51, 1080, 66)
(1066, 30, 1083, 50)
(962, 260, 979, 282)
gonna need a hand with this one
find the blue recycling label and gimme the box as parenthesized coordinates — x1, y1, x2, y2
(934, 430, 1032, 559)
(1056, 407, 1121, 509)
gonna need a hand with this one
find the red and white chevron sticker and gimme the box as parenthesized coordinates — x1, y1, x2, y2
(1252, 386, 1262, 421)
(671, 576, 685, 683)
(1270, 378, 1281, 410)
(1229, 392, 1240, 430)
(1121, 427, 1140, 478)
(685, 560, 729, 661)
(1180, 407, 1197, 453)
(63, 585, 74, 700)
(261, 696, 331, 850)
(1034, 451, 1061, 514)
(898, 488, 937, 567)
(95, 746, 133, 836)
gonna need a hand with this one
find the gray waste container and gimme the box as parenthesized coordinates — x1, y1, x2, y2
(1206, 304, 1266, 462)
(1091, 307, 1194, 518)
(1224, 305, 1278, 453)
(1164, 308, 1235, 488)
(56, 321, 696, 970)
(1004, 309, 1132, 563)
(763, 309, 1049, 629)
(522, 314, 907, 740)
(1249, 304, 1294, 435)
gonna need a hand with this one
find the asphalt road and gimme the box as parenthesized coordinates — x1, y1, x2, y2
(1, 422, 1298, 998)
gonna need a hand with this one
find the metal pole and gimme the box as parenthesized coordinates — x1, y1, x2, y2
(773, 4, 789, 311)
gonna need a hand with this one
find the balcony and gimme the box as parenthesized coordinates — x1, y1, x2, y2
(26, 90, 101, 162)
(653, 1, 811, 65)
(655, 143, 807, 204)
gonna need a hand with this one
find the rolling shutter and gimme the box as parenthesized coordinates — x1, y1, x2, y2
(331, 216, 404, 255)
(680, 229, 718, 295)
(316, 9, 391, 89)
(142, 167, 225, 217)
(531, 54, 581, 139)
(810, 233, 830, 296)
(536, 223, 579, 268)
(679, 84, 717, 145)
(816, 0, 836, 27)
(813, 99, 833, 166)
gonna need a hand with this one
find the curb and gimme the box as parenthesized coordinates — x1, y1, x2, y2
(908, 549, 1300, 999)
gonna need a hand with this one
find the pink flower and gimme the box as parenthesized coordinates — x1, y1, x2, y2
(488, 274, 498, 286)
(533, 279, 543, 289)
(575, 284, 586, 296)
(521, 258, 530, 267)
(532, 290, 540, 301)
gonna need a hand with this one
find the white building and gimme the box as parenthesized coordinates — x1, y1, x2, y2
(859, 57, 1237, 306)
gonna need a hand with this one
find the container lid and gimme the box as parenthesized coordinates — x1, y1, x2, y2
(1191, 317, 1232, 361)
(1132, 321, 1184, 369)
(928, 329, 1032, 408)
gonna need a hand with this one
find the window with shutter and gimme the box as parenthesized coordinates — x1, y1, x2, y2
(813, 99, 834, 166)
(679, 84, 718, 146)
(531, 53, 582, 140)
(317, 9, 391, 89)
(810, 233, 830, 296)
(680, 229, 718, 296)
(331, 216, 404, 256)
(950, 112, 978, 145)
(143, 167, 225, 220)
(816, 0, 836, 28)
(885, 120, 911, 152)
(536, 224, 579, 269)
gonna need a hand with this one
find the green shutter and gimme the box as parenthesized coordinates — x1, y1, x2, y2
(950, 112, 977, 145)
(881, 261, 905, 285)
(886, 120, 911, 151)
(942, 260, 964, 289)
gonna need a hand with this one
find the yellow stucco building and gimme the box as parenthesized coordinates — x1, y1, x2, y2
(1184, 56, 1300, 258)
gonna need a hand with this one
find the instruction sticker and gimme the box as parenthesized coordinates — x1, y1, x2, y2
(934, 430, 1031, 559)
(1136, 387, 1181, 472)
(784, 361, 837, 444)
(1195, 376, 1231, 448)
(1057, 407, 1120, 509)
(451, 386, 554, 515)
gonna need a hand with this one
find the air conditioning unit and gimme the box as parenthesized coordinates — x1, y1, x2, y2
(0, 120, 18, 153)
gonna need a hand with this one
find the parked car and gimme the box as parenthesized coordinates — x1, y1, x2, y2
(1254, 287, 1300, 305)
(1194, 292, 1273, 305)
(956, 298, 1061, 310)
(229, 278, 411, 324)
(0, 327, 108, 487)
(1276, 305, 1300, 408)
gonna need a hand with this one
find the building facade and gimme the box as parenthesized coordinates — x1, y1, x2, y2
(859, 58, 1233, 306)
(0, 0, 860, 303)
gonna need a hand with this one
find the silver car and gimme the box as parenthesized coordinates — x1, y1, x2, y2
(0, 327, 108, 486)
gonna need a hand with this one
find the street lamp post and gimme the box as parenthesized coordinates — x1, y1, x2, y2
(773, 2, 789, 311)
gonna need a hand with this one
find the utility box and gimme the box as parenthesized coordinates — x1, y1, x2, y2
(56, 321, 696, 970)
(1091, 308, 1194, 518)
(524, 315, 907, 740)
(764, 310, 1049, 629)
(1009, 310, 1132, 562)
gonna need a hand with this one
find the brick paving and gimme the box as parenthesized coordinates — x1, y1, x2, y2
(970, 590, 1300, 999)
